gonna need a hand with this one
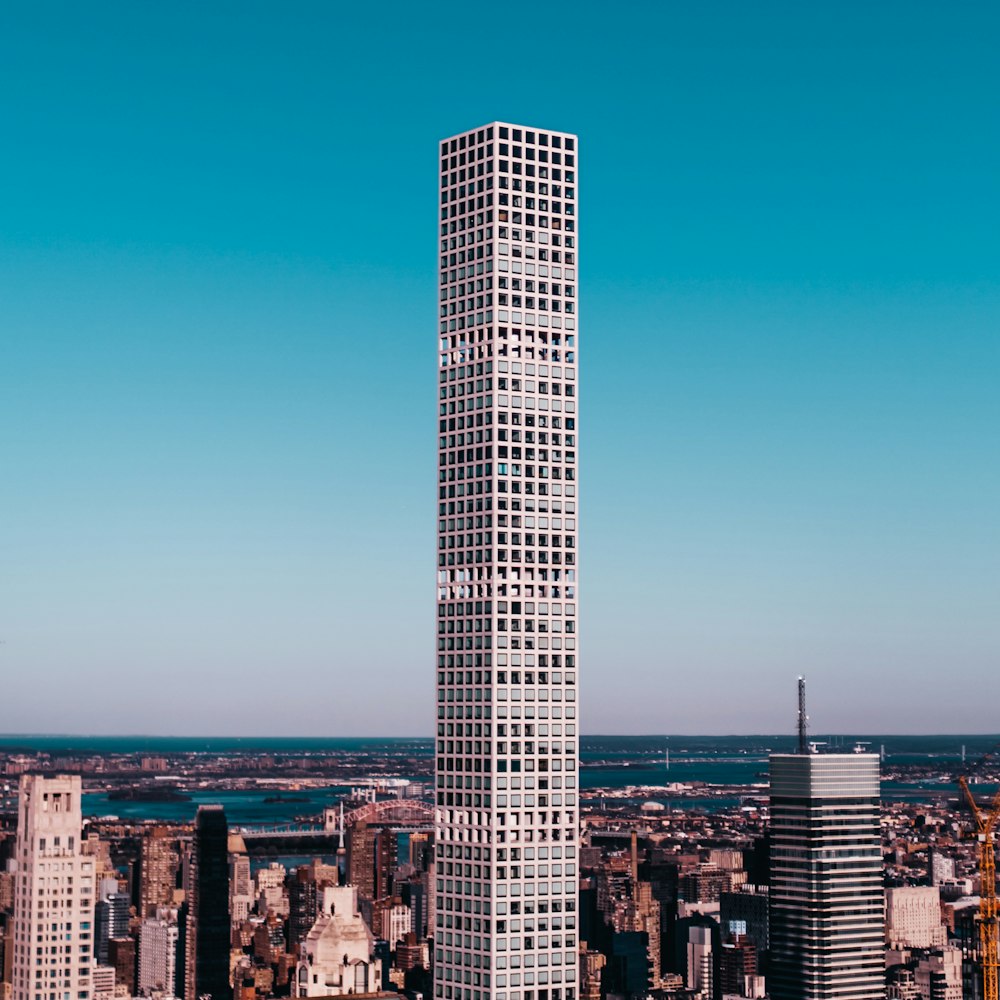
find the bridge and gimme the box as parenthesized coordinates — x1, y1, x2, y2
(239, 826, 332, 841)
(236, 798, 434, 848)
(337, 799, 434, 828)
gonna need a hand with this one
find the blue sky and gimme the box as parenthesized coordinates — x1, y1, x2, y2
(1, 1, 997, 735)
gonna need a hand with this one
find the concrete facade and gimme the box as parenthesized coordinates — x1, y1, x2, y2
(436, 120, 581, 1000)
(11, 775, 96, 1000)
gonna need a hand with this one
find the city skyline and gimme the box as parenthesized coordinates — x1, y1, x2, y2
(2, 1, 998, 736)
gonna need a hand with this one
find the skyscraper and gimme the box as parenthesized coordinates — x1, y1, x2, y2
(183, 806, 231, 1000)
(768, 752, 884, 1000)
(228, 838, 253, 927)
(11, 774, 95, 1000)
(139, 826, 179, 917)
(288, 867, 320, 952)
(107, 936, 137, 996)
(139, 915, 179, 995)
(435, 122, 580, 1000)
(94, 877, 131, 963)
(347, 824, 395, 904)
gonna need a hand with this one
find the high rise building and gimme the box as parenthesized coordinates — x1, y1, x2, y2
(94, 878, 131, 963)
(11, 774, 95, 1000)
(719, 935, 758, 998)
(928, 847, 956, 886)
(139, 827, 179, 917)
(228, 836, 253, 928)
(347, 825, 395, 904)
(288, 867, 319, 952)
(685, 925, 717, 999)
(107, 937, 136, 996)
(435, 122, 580, 1000)
(139, 914, 179, 994)
(719, 885, 769, 958)
(253, 863, 287, 916)
(885, 886, 947, 949)
(768, 752, 884, 1000)
(183, 806, 231, 1000)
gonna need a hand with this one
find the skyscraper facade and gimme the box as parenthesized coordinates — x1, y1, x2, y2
(435, 122, 580, 1000)
(139, 916, 179, 995)
(768, 752, 884, 1000)
(94, 878, 131, 964)
(183, 805, 231, 1000)
(139, 827, 179, 917)
(11, 774, 95, 1000)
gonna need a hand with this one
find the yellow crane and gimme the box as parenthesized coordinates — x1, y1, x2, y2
(958, 772, 1000, 1000)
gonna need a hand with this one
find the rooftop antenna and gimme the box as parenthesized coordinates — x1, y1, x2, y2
(335, 801, 347, 884)
(797, 676, 809, 755)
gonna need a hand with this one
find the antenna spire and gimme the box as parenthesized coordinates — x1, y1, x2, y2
(797, 676, 808, 754)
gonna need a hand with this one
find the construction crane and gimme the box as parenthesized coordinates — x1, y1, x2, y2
(958, 764, 1000, 1000)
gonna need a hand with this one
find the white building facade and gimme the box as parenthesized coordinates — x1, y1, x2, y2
(11, 774, 96, 1000)
(685, 925, 714, 995)
(295, 885, 380, 997)
(769, 753, 885, 1000)
(885, 886, 947, 949)
(255, 862, 287, 916)
(138, 914, 179, 995)
(435, 122, 580, 1000)
(381, 900, 412, 948)
(229, 851, 253, 926)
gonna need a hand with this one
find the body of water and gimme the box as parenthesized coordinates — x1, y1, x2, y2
(0, 733, 986, 823)
(82, 785, 356, 826)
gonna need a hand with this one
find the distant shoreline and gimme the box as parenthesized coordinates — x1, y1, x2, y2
(2, 732, 998, 740)
(0, 733, 995, 757)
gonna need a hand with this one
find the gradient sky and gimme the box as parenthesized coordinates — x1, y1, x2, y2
(1, 1, 997, 736)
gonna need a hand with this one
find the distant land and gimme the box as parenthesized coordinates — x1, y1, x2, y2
(0, 733, 996, 757)
(3, 733, 994, 823)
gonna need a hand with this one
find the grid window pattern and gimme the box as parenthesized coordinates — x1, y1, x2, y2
(436, 123, 580, 1000)
(11, 776, 94, 1000)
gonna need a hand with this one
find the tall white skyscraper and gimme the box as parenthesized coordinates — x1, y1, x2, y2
(11, 774, 96, 1000)
(435, 122, 580, 1000)
(768, 752, 884, 1000)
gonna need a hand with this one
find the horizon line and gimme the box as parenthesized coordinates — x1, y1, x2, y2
(0, 731, 997, 741)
